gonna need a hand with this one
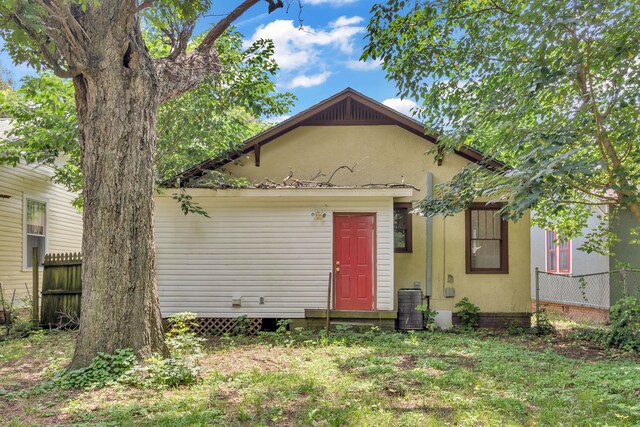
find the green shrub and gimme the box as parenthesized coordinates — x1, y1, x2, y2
(166, 312, 204, 358)
(416, 304, 438, 331)
(606, 297, 640, 351)
(124, 355, 200, 388)
(122, 312, 204, 389)
(504, 320, 525, 335)
(166, 312, 198, 338)
(60, 349, 137, 389)
(233, 315, 250, 335)
(276, 319, 292, 334)
(334, 323, 353, 334)
(532, 308, 556, 336)
(454, 297, 480, 329)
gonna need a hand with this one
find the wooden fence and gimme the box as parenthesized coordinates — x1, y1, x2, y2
(41, 252, 82, 327)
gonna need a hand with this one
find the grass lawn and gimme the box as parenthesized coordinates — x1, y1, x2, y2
(1, 328, 639, 426)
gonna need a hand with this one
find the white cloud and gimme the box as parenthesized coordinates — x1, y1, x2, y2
(331, 16, 364, 27)
(345, 58, 382, 71)
(269, 115, 292, 124)
(246, 17, 365, 72)
(304, 0, 358, 5)
(383, 98, 419, 117)
(286, 72, 332, 89)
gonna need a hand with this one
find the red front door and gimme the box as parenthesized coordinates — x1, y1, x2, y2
(334, 214, 374, 310)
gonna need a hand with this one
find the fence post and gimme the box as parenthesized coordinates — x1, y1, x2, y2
(621, 268, 628, 297)
(535, 267, 540, 328)
(32, 247, 40, 325)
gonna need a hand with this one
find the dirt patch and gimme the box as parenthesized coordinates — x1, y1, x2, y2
(504, 332, 640, 363)
(0, 356, 66, 392)
(396, 354, 418, 370)
(201, 342, 298, 376)
(0, 389, 76, 426)
(441, 353, 477, 370)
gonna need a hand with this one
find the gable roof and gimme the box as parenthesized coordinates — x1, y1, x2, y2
(174, 88, 504, 184)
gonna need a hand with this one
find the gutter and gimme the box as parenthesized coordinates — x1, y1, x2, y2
(426, 172, 433, 307)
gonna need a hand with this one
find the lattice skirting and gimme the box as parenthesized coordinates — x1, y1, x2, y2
(191, 317, 263, 336)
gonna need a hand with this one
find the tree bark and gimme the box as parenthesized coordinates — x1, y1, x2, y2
(69, 19, 167, 369)
(626, 202, 640, 224)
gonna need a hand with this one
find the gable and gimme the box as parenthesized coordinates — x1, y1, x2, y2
(303, 96, 397, 125)
(220, 125, 471, 190)
(173, 88, 503, 185)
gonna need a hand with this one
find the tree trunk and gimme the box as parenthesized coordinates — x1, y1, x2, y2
(69, 22, 167, 369)
(626, 202, 640, 224)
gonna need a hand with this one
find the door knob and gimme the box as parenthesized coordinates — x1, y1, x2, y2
(336, 267, 340, 272)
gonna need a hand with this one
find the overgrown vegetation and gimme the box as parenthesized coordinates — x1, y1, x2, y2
(454, 297, 480, 329)
(0, 312, 203, 399)
(1, 325, 638, 426)
(532, 307, 556, 336)
(122, 312, 204, 389)
(0, 296, 39, 341)
(364, 0, 640, 252)
(415, 304, 438, 331)
(607, 297, 640, 351)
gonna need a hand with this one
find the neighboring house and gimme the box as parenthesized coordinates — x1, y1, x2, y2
(531, 206, 640, 319)
(0, 119, 83, 307)
(155, 88, 532, 329)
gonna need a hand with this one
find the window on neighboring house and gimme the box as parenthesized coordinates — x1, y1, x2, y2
(394, 203, 412, 253)
(25, 198, 46, 268)
(465, 203, 509, 273)
(546, 231, 571, 273)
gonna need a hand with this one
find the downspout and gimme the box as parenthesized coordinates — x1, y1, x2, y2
(426, 172, 433, 308)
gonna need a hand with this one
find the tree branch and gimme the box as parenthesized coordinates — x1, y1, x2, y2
(155, 0, 263, 103)
(197, 0, 261, 53)
(6, 9, 80, 78)
(133, 0, 157, 14)
(31, 0, 89, 65)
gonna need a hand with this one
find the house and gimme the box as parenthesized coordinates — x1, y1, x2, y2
(531, 206, 640, 321)
(155, 88, 532, 329)
(0, 119, 83, 310)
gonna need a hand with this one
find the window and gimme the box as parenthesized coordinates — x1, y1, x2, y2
(465, 203, 508, 273)
(25, 198, 46, 268)
(546, 231, 570, 273)
(394, 203, 412, 253)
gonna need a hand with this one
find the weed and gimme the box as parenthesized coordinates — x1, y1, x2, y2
(124, 312, 204, 388)
(232, 315, 251, 335)
(60, 349, 137, 389)
(532, 308, 556, 336)
(276, 319, 292, 334)
(4, 323, 640, 426)
(504, 320, 526, 335)
(165, 312, 204, 358)
(454, 297, 480, 329)
(416, 304, 438, 331)
(607, 297, 640, 351)
(334, 324, 353, 334)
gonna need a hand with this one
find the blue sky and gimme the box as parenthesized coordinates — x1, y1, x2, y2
(0, 0, 419, 119)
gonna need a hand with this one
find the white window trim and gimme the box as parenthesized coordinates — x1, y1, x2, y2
(545, 231, 572, 274)
(23, 194, 49, 271)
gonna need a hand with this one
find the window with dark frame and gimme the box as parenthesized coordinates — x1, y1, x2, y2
(394, 203, 412, 253)
(25, 198, 46, 268)
(465, 203, 508, 273)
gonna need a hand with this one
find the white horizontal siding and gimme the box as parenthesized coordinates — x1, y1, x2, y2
(0, 162, 83, 302)
(155, 193, 394, 318)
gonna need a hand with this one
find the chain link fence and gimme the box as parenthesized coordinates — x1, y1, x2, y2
(534, 269, 640, 324)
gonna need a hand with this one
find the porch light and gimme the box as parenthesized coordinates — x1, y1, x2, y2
(311, 211, 326, 220)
